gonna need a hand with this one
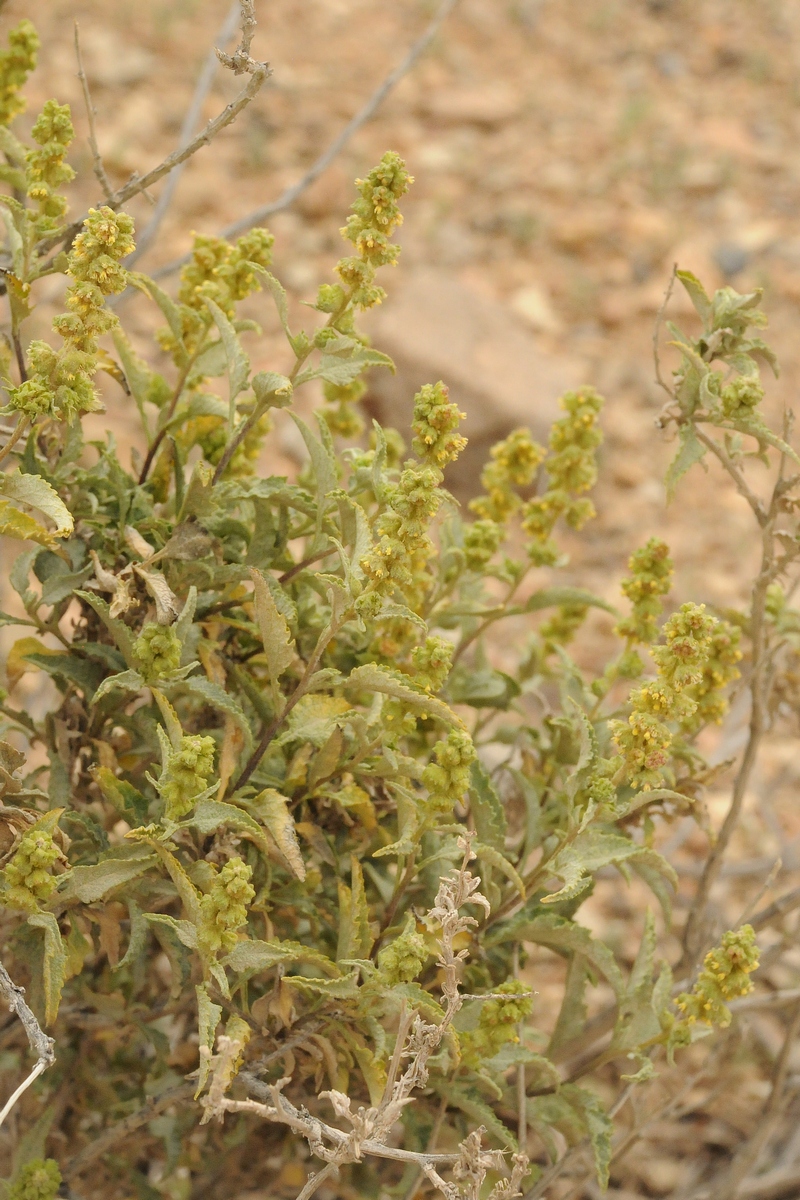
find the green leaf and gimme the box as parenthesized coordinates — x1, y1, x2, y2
(488, 911, 624, 1000)
(676, 269, 712, 324)
(475, 843, 525, 900)
(204, 298, 250, 407)
(27, 913, 67, 1026)
(246, 788, 306, 880)
(249, 263, 291, 338)
(344, 663, 464, 729)
(542, 828, 643, 905)
(448, 665, 521, 710)
(195, 983, 223, 1097)
(129, 273, 188, 366)
(223, 938, 340, 978)
(337, 857, 372, 962)
(22, 651, 104, 699)
(252, 371, 293, 409)
(517, 587, 616, 617)
(92, 668, 145, 704)
(611, 910, 662, 1053)
(58, 846, 156, 903)
(116, 900, 148, 970)
(250, 567, 295, 705)
(436, 1082, 516, 1149)
(145, 914, 196, 998)
(75, 590, 136, 667)
(468, 761, 506, 852)
(665, 422, 708, 503)
(290, 412, 337, 548)
(0, 472, 73, 541)
(563, 1085, 612, 1190)
(173, 675, 253, 752)
(548, 954, 591, 1058)
(183, 800, 268, 855)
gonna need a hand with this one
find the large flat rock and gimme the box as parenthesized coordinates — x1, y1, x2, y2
(362, 268, 584, 493)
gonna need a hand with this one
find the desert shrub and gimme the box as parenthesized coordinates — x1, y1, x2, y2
(0, 10, 796, 1200)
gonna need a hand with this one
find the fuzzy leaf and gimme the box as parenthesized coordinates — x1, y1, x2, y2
(436, 1082, 516, 1149)
(0, 472, 73, 540)
(337, 858, 372, 962)
(58, 847, 156, 903)
(223, 938, 340, 978)
(563, 1085, 612, 1190)
(174, 675, 253, 752)
(468, 761, 507, 852)
(345, 663, 464, 729)
(195, 983, 223, 1097)
(517, 587, 616, 617)
(488, 910, 624, 1000)
(542, 828, 643, 905)
(75, 591, 136, 667)
(27, 913, 67, 1026)
(250, 567, 295, 704)
(247, 788, 306, 880)
(205, 298, 250, 404)
(666, 422, 708, 502)
(475, 843, 525, 900)
(92, 668, 145, 703)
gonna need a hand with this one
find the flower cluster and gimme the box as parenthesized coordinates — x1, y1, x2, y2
(521, 387, 604, 565)
(470, 427, 545, 523)
(460, 979, 533, 1066)
(377, 912, 429, 985)
(615, 538, 673, 646)
(2, 828, 60, 911)
(133, 623, 182, 681)
(179, 229, 275, 317)
(612, 603, 717, 789)
(411, 381, 467, 470)
(410, 636, 453, 694)
(198, 857, 255, 956)
(0, 19, 38, 128)
(334, 150, 413, 309)
(539, 601, 589, 648)
(422, 728, 476, 818)
(10, 207, 134, 420)
(160, 735, 216, 821)
(25, 99, 75, 237)
(683, 620, 742, 732)
(675, 924, 759, 1029)
(321, 375, 367, 439)
(720, 374, 764, 420)
(463, 518, 503, 571)
(359, 385, 466, 614)
(8, 1159, 62, 1200)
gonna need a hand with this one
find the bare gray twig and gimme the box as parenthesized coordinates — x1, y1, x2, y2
(35, 0, 271, 261)
(153, 0, 459, 280)
(74, 23, 114, 202)
(0, 957, 55, 1128)
(123, 1, 242, 270)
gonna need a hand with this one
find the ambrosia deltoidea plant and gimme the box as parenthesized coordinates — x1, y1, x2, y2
(0, 7, 798, 1200)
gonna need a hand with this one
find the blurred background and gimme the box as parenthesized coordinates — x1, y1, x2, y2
(7, 0, 800, 1194)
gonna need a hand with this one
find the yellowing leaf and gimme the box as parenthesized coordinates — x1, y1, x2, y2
(0, 471, 73, 540)
(6, 636, 59, 690)
(0, 499, 55, 546)
(250, 567, 295, 705)
(249, 788, 306, 880)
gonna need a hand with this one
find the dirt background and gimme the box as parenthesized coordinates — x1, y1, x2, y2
(5, 0, 800, 1196)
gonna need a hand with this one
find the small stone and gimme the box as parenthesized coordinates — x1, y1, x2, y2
(713, 242, 748, 277)
(509, 284, 562, 333)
